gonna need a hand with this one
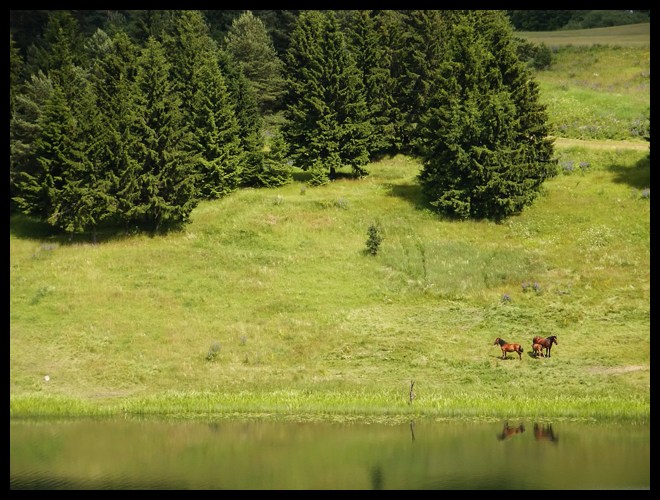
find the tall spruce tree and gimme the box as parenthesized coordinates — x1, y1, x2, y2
(191, 49, 244, 199)
(224, 10, 286, 116)
(283, 10, 371, 185)
(345, 10, 397, 158)
(417, 10, 555, 221)
(10, 33, 23, 119)
(396, 10, 450, 153)
(10, 71, 53, 212)
(161, 10, 244, 199)
(48, 77, 112, 241)
(373, 10, 409, 153)
(89, 31, 140, 232)
(216, 48, 267, 188)
(13, 16, 114, 239)
(127, 36, 198, 231)
(13, 81, 72, 221)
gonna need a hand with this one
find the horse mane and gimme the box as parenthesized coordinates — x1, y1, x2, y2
(497, 338, 507, 346)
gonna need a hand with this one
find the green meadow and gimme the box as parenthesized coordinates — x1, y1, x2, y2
(516, 22, 650, 48)
(10, 26, 650, 424)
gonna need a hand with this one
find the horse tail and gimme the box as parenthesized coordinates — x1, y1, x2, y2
(518, 345, 523, 353)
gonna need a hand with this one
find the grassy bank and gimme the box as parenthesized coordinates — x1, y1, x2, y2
(10, 31, 650, 424)
(10, 141, 650, 423)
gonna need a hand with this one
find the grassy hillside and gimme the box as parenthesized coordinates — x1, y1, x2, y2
(533, 44, 650, 141)
(10, 144, 650, 422)
(516, 22, 650, 47)
(10, 35, 650, 424)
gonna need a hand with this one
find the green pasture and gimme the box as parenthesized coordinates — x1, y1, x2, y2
(533, 44, 650, 141)
(516, 22, 650, 47)
(10, 141, 650, 423)
(10, 27, 650, 423)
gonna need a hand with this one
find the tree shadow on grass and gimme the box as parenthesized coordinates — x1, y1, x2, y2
(385, 182, 434, 212)
(9, 213, 182, 246)
(607, 153, 650, 190)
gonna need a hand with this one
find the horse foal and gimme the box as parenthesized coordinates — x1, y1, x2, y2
(532, 343, 544, 357)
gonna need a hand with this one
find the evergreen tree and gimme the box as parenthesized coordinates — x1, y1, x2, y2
(216, 48, 267, 188)
(13, 81, 73, 221)
(397, 10, 450, 153)
(252, 10, 300, 58)
(256, 131, 293, 188)
(373, 10, 409, 153)
(160, 11, 245, 199)
(191, 49, 244, 199)
(283, 10, 371, 185)
(48, 78, 112, 241)
(10, 33, 23, 118)
(128, 36, 199, 231)
(89, 31, 141, 231)
(160, 10, 216, 118)
(345, 10, 397, 158)
(224, 10, 286, 115)
(84, 27, 113, 63)
(23, 11, 86, 76)
(10, 71, 53, 211)
(417, 10, 555, 221)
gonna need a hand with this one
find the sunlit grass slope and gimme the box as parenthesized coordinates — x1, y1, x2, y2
(10, 142, 650, 422)
(533, 44, 650, 141)
(516, 22, 650, 48)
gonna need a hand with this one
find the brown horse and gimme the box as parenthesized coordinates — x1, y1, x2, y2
(497, 422, 525, 441)
(532, 336, 558, 357)
(532, 343, 544, 358)
(533, 423, 559, 443)
(494, 338, 523, 360)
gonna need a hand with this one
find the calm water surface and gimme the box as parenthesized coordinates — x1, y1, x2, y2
(10, 418, 649, 490)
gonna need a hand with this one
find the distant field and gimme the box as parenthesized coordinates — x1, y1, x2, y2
(516, 22, 650, 47)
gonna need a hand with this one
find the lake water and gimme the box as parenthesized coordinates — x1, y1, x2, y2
(10, 418, 649, 490)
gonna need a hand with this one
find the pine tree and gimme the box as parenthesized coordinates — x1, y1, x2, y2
(13, 16, 113, 239)
(191, 49, 243, 199)
(372, 10, 408, 153)
(283, 10, 371, 185)
(257, 131, 293, 188)
(161, 11, 245, 199)
(217, 48, 266, 187)
(397, 10, 450, 153)
(10, 33, 23, 119)
(224, 10, 286, 115)
(13, 81, 73, 221)
(48, 79, 112, 241)
(417, 10, 555, 221)
(10, 71, 53, 211)
(89, 31, 141, 232)
(23, 11, 86, 76)
(345, 10, 397, 158)
(128, 36, 198, 231)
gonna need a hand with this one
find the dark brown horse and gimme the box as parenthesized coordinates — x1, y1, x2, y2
(533, 423, 559, 443)
(497, 422, 525, 441)
(494, 338, 523, 360)
(532, 336, 558, 357)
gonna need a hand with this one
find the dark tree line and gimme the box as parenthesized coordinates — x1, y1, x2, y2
(507, 10, 650, 31)
(10, 9, 556, 240)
